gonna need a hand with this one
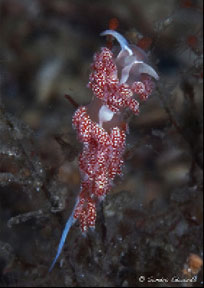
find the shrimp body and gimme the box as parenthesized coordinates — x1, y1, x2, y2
(49, 30, 158, 271)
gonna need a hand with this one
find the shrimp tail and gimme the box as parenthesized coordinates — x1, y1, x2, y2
(49, 198, 79, 272)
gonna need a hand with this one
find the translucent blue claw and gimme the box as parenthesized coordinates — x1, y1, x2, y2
(100, 30, 133, 55)
(49, 210, 76, 272)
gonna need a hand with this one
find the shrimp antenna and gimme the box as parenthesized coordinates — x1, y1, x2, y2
(100, 30, 133, 55)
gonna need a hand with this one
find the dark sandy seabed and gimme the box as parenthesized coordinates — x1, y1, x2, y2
(0, 0, 203, 287)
